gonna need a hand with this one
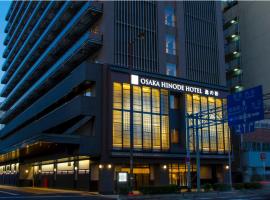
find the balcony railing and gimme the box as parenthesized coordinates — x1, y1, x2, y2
(1, 1, 102, 99)
(0, 31, 102, 112)
(3, 2, 37, 58)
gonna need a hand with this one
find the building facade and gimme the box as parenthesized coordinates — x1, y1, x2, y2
(223, 0, 270, 182)
(0, 1, 229, 193)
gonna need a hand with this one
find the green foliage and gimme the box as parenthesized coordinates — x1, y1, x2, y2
(212, 183, 231, 191)
(118, 186, 130, 195)
(202, 183, 212, 192)
(244, 182, 262, 189)
(139, 185, 179, 194)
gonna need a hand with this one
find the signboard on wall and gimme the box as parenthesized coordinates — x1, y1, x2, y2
(118, 172, 128, 183)
(131, 74, 220, 97)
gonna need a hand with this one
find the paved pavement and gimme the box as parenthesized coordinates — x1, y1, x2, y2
(1, 185, 270, 200)
(120, 190, 270, 200)
(0, 185, 118, 200)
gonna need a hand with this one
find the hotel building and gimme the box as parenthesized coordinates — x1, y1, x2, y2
(0, 1, 230, 193)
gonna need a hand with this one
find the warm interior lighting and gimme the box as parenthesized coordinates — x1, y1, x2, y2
(163, 165, 167, 169)
(53, 168, 57, 172)
(225, 165, 229, 170)
(99, 164, 103, 169)
(25, 169, 29, 173)
(74, 166, 78, 171)
(107, 164, 112, 169)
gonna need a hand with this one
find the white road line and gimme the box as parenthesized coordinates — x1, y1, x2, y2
(0, 190, 19, 196)
(0, 196, 93, 199)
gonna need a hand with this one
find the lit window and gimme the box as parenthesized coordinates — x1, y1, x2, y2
(171, 129, 179, 144)
(185, 94, 230, 153)
(152, 114, 161, 150)
(113, 110, 122, 148)
(112, 82, 170, 151)
(165, 6, 176, 27)
(166, 34, 176, 55)
(166, 63, 176, 76)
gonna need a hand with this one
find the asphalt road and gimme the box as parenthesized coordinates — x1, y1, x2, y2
(0, 187, 117, 200)
(1, 186, 270, 200)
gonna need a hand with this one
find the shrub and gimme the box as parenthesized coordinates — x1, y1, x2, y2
(244, 182, 262, 189)
(118, 186, 130, 195)
(233, 183, 245, 190)
(202, 183, 212, 192)
(139, 185, 178, 194)
(212, 183, 231, 191)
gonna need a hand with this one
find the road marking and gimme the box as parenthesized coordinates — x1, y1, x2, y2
(0, 196, 100, 199)
(0, 190, 19, 196)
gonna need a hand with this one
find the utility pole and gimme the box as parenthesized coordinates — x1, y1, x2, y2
(195, 113, 200, 192)
(186, 115, 191, 192)
(128, 32, 145, 193)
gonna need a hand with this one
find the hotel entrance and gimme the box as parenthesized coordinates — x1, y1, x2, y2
(169, 163, 197, 188)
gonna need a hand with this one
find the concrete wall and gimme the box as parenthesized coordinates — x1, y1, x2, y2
(238, 2, 270, 94)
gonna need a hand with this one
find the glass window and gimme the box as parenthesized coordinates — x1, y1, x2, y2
(134, 112, 142, 149)
(143, 114, 152, 149)
(112, 82, 170, 152)
(113, 83, 122, 109)
(152, 114, 161, 150)
(161, 90, 169, 114)
(170, 95, 179, 109)
(171, 129, 179, 144)
(166, 63, 176, 76)
(123, 84, 130, 110)
(113, 110, 122, 148)
(185, 94, 230, 154)
(143, 87, 151, 112)
(166, 34, 176, 55)
(133, 86, 142, 112)
(123, 111, 130, 148)
(152, 89, 160, 113)
(165, 6, 176, 27)
(162, 115, 169, 150)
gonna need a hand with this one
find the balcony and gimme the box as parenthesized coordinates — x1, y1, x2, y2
(3, 2, 29, 49)
(2, 1, 65, 73)
(5, 1, 15, 21)
(223, 0, 238, 12)
(3, 2, 37, 58)
(0, 31, 102, 112)
(1, 1, 103, 98)
(224, 25, 240, 42)
(4, 1, 22, 33)
(223, 17, 238, 30)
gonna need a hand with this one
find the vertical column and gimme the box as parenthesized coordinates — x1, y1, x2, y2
(53, 162, 57, 187)
(153, 164, 169, 186)
(98, 164, 115, 194)
(74, 160, 78, 189)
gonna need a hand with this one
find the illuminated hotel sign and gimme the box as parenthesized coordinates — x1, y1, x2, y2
(131, 74, 219, 97)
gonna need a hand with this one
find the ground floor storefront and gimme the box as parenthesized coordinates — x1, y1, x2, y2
(0, 156, 230, 194)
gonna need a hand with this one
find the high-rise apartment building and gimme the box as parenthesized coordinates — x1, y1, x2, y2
(0, 1, 229, 193)
(223, 0, 270, 182)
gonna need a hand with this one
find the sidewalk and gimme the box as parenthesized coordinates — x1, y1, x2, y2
(0, 185, 119, 199)
(118, 189, 270, 200)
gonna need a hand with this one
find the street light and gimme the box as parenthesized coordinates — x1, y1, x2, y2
(128, 32, 145, 194)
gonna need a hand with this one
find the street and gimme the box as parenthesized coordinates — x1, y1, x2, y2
(0, 185, 117, 200)
(1, 185, 270, 200)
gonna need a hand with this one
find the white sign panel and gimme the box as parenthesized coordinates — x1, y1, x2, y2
(118, 172, 128, 182)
